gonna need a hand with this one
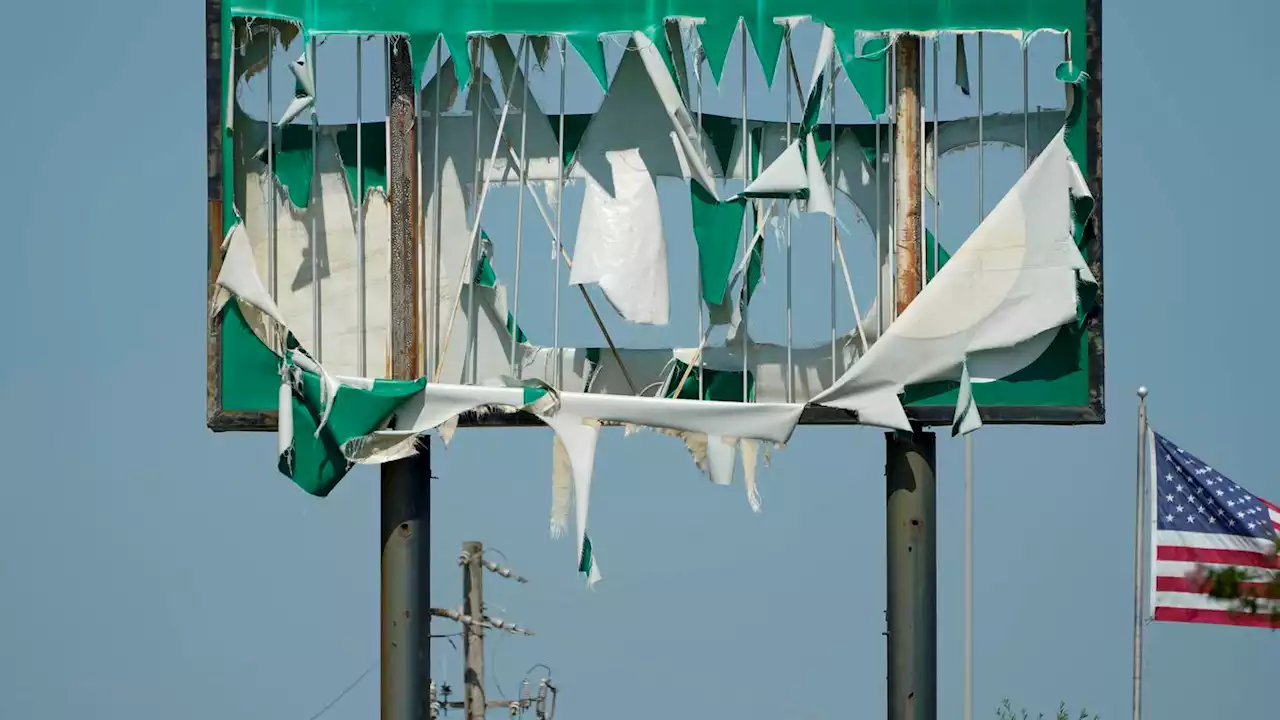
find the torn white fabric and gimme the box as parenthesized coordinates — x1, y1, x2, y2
(278, 52, 315, 126)
(811, 129, 1093, 430)
(952, 361, 983, 436)
(550, 434, 573, 538)
(570, 149, 670, 326)
(540, 413, 601, 588)
(277, 375, 294, 471)
(806, 24, 836, 100)
(705, 435, 736, 486)
(803, 139, 835, 216)
(237, 126, 392, 378)
(740, 438, 761, 512)
(213, 223, 289, 332)
(742, 140, 806, 196)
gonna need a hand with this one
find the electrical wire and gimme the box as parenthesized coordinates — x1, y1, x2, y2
(304, 660, 376, 720)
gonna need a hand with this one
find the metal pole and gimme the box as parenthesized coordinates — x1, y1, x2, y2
(382, 37, 431, 720)
(463, 541, 486, 720)
(885, 429, 937, 720)
(886, 33, 935, 720)
(1133, 386, 1149, 720)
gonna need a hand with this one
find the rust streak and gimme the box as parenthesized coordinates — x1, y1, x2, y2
(893, 36, 923, 316)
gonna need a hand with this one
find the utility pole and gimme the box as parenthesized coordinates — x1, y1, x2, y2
(383, 36, 431, 720)
(430, 541, 550, 720)
(463, 541, 486, 720)
(885, 34, 937, 720)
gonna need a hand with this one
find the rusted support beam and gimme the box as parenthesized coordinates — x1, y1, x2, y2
(893, 36, 924, 315)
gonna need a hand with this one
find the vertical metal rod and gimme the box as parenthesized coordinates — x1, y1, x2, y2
(1133, 387, 1150, 720)
(462, 541, 486, 720)
(918, 38, 927, 290)
(383, 37, 429, 720)
(356, 37, 368, 376)
(554, 35, 566, 391)
(874, 64, 882, 338)
(510, 39, 530, 375)
(963, 32, 985, 720)
(267, 28, 277, 302)
(431, 42, 444, 376)
(783, 29, 794, 404)
(1022, 40, 1030, 170)
(740, 21, 750, 402)
(469, 38, 485, 384)
(931, 37, 938, 281)
(694, 28, 705, 399)
(309, 34, 322, 361)
(828, 49, 837, 378)
(887, 33, 934, 720)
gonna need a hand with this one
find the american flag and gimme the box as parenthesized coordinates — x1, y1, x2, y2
(1150, 431, 1280, 628)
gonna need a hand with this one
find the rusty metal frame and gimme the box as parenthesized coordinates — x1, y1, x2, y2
(205, 0, 1103, 432)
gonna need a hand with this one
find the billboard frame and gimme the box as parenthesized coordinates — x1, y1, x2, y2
(205, 0, 1104, 432)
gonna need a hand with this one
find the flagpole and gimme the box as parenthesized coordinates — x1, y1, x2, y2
(1132, 386, 1149, 720)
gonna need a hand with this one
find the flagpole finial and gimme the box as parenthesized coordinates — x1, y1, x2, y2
(1137, 386, 1148, 399)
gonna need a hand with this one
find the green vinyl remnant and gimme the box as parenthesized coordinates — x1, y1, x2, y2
(283, 362, 426, 497)
(230, 0, 1083, 93)
(473, 241, 531, 345)
(690, 184, 745, 306)
(665, 359, 755, 402)
(334, 122, 387, 205)
(269, 124, 314, 209)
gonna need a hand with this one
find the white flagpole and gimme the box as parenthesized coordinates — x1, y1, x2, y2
(1132, 386, 1149, 720)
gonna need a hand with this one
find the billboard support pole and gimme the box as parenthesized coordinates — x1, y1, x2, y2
(885, 34, 937, 720)
(382, 36, 431, 720)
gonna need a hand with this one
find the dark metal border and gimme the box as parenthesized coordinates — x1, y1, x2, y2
(206, 1, 1104, 432)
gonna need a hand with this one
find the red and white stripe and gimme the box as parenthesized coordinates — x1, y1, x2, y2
(1150, 498, 1280, 628)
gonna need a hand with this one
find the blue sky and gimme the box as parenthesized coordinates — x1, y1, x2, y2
(2, 1, 1279, 719)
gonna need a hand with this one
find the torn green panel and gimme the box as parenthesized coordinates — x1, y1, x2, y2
(443, 32, 472, 91)
(665, 359, 755, 402)
(700, 114, 739, 175)
(691, 184, 745, 306)
(221, 301, 285, 412)
(955, 35, 972, 96)
(841, 35, 888, 118)
(231, 0, 1083, 42)
(551, 113, 594, 165)
(753, 20, 786, 88)
(474, 251, 498, 288)
(1055, 59, 1085, 85)
(281, 393, 349, 496)
(474, 247, 531, 344)
(743, 226, 764, 304)
(695, 21, 735, 86)
(925, 230, 950, 281)
(408, 32, 437, 91)
(902, 323, 1086, 408)
(270, 124, 314, 209)
(335, 122, 387, 206)
(569, 34, 609, 90)
(578, 533, 595, 573)
(800, 74, 824, 137)
(285, 367, 426, 496)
